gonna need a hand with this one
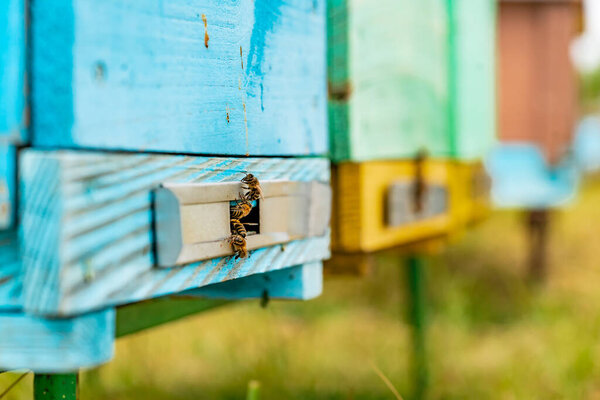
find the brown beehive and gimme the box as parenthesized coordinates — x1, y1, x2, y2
(498, 0, 582, 164)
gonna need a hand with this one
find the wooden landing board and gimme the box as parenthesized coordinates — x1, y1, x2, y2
(30, 0, 327, 156)
(327, 0, 496, 162)
(0, 308, 115, 373)
(20, 151, 331, 317)
(189, 262, 323, 300)
(117, 263, 322, 337)
(0, 0, 27, 143)
(331, 161, 452, 253)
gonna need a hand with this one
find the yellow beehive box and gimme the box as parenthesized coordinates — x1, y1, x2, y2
(331, 160, 453, 253)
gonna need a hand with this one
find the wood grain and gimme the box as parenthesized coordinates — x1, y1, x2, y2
(189, 262, 323, 300)
(30, 0, 327, 156)
(20, 151, 330, 317)
(0, 308, 115, 373)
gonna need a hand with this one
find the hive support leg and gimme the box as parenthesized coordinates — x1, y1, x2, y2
(406, 255, 428, 400)
(527, 209, 550, 283)
(33, 373, 78, 400)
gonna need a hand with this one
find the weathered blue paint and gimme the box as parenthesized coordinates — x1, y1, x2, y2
(30, 0, 327, 156)
(190, 262, 323, 300)
(20, 151, 330, 316)
(0, 145, 17, 229)
(0, 0, 27, 142)
(485, 144, 579, 209)
(0, 308, 115, 373)
(574, 116, 600, 173)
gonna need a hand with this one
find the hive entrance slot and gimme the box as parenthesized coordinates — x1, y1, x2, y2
(230, 200, 260, 236)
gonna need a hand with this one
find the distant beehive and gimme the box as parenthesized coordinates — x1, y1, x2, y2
(498, 0, 582, 164)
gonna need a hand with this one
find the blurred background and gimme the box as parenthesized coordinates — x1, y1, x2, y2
(5, 0, 600, 398)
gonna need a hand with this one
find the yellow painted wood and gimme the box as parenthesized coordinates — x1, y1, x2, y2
(448, 161, 491, 230)
(332, 160, 453, 253)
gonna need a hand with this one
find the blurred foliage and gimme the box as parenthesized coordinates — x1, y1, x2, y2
(580, 69, 600, 113)
(2, 180, 600, 399)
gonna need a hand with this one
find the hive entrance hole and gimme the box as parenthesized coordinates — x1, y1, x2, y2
(230, 200, 260, 236)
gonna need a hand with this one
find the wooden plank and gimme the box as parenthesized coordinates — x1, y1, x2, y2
(332, 160, 452, 253)
(20, 151, 331, 317)
(498, 0, 580, 164)
(0, 309, 115, 373)
(327, 0, 496, 162)
(0, 0, 28, 142)
(116, 262, 321, 337)
(327, 0, 450, 162)
(449, 0, 497, 160)
(30, 0, 327, 156)
(189, 262, 323, 300)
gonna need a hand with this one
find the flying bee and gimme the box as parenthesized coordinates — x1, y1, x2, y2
(241, 173, 263, 201)
(230, 198, 253, 220)
(227, 234, 248, 259)
(230, 218, 247, 238)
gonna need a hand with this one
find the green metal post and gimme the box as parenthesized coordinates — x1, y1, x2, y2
(33, 374, 78, 400)
(246, 380, 261, 400)
(406, 255, 428, 400)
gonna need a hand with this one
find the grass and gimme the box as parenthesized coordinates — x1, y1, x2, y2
(3, 179, 600, 399)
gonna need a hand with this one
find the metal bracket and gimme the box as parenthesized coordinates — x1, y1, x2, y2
(386, 181, 448, 227)
(154, 180, 331, 267)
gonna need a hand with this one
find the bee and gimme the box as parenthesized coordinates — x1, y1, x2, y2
(230, 198, 253, 220)
(227, 234, 248, 259)
(230, 218, 247, 238)
(241, 173, 263, 201)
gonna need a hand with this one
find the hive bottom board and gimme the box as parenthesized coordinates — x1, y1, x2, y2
(0, 262, 322, 372)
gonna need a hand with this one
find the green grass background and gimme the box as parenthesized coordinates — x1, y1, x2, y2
(3, 180, 600, 399)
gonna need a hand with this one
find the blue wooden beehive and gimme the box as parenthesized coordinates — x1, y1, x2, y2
(0, 0, 330, 374)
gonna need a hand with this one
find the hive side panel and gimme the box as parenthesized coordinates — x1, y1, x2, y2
(347, 0, 451, 161)
(31, 0, 327, 156)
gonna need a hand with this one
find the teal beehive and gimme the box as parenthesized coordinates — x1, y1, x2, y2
(328, 0, 496, 162)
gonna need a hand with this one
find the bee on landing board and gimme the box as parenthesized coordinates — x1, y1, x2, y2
(230, 198, 253, 220)
(228, 234, 248, 259)
(241, 173, 263, 201)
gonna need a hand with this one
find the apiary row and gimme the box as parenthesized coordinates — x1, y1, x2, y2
(0, 0, 507, 374)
